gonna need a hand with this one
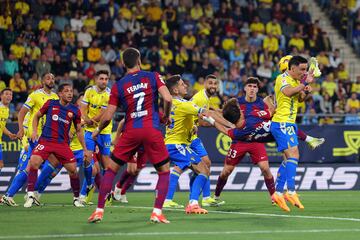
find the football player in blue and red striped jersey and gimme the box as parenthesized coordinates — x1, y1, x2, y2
(23, 84, 92, 208)
(88, 47, 172, 224)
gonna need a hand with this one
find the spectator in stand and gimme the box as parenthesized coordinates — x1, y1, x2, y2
(288, 32, 305, 52)
(10, 37, 26, 60)
(97, 11, 113, 36)
(346, 92, 360, 112)
(94, 57, 111, 74)
(9, 72, 27, 102)
(329, 49, 343, 69)
(182, 30, 196, 50)
(322, 74, 338, 101)
(302, 108, 319, 125)
(53, 10, 69, 32)
(87, 41, 101, 63)
(19, 56, 34, 81)
(28, 73, 42, 93)
(102, 45, 117, 65)
(38, 14, 53, 32)
(77, 26, 92, 48)
(352, 24, 360, 53)
(36, 54, 51, 78)
(71, 11, 83, 32)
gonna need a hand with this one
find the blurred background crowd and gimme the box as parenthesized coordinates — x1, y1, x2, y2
(0, 0, 359, 124)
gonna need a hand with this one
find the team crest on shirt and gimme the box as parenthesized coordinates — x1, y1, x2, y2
(68, 112, 73, 118)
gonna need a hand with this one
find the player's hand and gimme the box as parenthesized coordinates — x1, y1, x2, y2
(85, 118, 95, 126)
(84, 150, 93, 163)
(8, 133, 17, 140)
(161, 115, 171, 126)
(16, 128, 24, 140)
(31, 131, 38, 142)
(92, 128, 100, 140)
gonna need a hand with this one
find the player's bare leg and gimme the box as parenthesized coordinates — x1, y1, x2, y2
(88, 159, 122, 223)
(150, 160, 171, 223)
(214, 163, 235, 203)
(63, 162, 83, 207)
(186, 161, 209, 214)
(24, 155, 44, 208)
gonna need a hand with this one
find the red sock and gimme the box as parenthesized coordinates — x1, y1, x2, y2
(154, 171, 169, 209)
(97, 169, 116, 209)
(264, 176, 275, 196)
(297, 129, 307, 142)
(116, 170, 131, 188)
(215, 175, 227, 197)
(70, 175, 80, 198)
(121, 174, 136, 195)
(94, 172, 102, 189)
(27, 168, 38, 191)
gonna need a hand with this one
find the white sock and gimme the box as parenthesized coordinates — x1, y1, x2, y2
(203, 197, 210, 201)
(288, 190, 296, 195)
(164, 199, 171, 202)
(275, 191, 283, 196)
(96, 208, 104, 212)
(189, 200, 198, 205)
(214, 196, 220, 200)
(305, 135, 314, 142)
(152, 208, 162, 215)
(80, 194, 86, 198)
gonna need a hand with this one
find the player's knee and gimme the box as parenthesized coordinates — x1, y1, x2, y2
(221, 166, 234, 178)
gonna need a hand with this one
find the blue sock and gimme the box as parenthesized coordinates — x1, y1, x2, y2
(165, 169, 181, 200)
(285, 158, 298, 191)
(84, 163, 93, 187)
(80, 180, 87, 196)
(190, 174, 208, 201)
(202, 178, 211, 198)
(37, 164, 62, 193)
(6, 170, 28, 197)
(35, 161, 56, 192)
(275, 160, 287, 192)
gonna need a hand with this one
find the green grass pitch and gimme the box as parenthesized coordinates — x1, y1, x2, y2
(1, 191, 360, 240)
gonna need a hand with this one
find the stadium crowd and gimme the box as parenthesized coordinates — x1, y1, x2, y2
(0, 0, 359, 124)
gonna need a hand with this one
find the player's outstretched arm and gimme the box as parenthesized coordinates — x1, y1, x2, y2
(201, 114, 232, 135)
(16, 106, 30, 139)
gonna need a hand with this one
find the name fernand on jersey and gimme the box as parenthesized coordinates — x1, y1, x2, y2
(127, 82, 148, 94)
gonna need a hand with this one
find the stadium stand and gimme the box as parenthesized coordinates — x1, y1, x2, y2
(0, 0, 359, 124)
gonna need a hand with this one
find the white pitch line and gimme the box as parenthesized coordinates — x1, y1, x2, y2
(43, 203, 360, 222)
(1, 228, 360, 239)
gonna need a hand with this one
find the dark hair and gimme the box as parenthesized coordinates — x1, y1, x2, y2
(205, 74, 217, 81)
(288, 55, 308, 70)
(245, 77, 260, 87)
(58, 83, 72, 93)
(222, 98, 241, 124)
(122, 47, 140, 68)
(165, 75, 181, 94)
(95, 70, 109, 77)
(1, 88, 12, 95)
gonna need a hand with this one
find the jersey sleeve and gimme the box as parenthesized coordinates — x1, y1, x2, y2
(154, 72, 165, 89)
(279, 76, 291, 92)
(23, 92, 36, 110)
(81, 89, 90, 105)
(178, 101, 204, 116)
(39, 99, 51, 115)
(109, 84, 120, 107)
(227, 129, 235, 139)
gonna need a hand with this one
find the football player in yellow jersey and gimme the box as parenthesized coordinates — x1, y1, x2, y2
(164, 74, 225, 208)
(0, 89, 16, 172)
(164, 75, 226, 214)
(2, 73, 58, 206)
(80, 70, 112, 203)
(270, 56, 314, 211)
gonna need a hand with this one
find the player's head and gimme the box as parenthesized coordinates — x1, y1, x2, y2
(287, 55, 308, 80)
(122, 47, 141, 69)
(222, 98, 241, 124)
(75, 92, 84, 106)
(42, 72, 55, 89)
(204, 74, 218, 96)
(244, 77, 259, 99)
(0, 88, 13, 105)
(58, 83, 73, 104)
(166, 75, 187, 97)
(95, 70, 109, 91)
(278, 55, 293, 73)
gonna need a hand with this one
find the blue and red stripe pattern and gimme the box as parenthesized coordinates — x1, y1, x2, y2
(39, 100, 81, 144)
(109, 70, 165, 131)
